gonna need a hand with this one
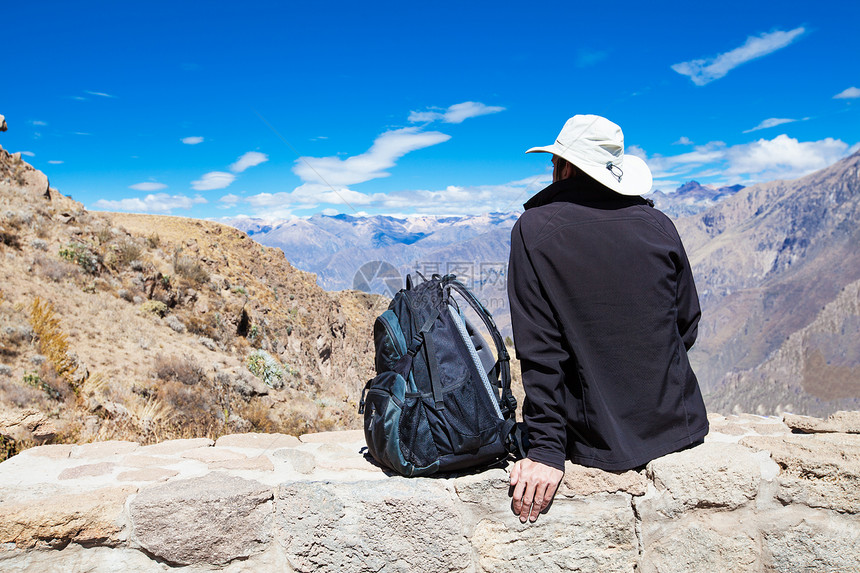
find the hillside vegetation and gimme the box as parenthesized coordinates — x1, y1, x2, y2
(0, 145, 383, 458)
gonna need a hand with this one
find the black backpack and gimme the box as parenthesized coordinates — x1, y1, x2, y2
(359, 273, 525, 476)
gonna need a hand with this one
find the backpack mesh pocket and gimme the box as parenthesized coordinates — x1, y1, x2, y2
(398, 395, 438, 467)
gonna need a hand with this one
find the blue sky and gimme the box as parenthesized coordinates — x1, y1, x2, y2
(2, 0, 858, 220)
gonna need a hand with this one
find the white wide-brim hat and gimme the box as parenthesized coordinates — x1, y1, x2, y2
(526, 114, 652, 196)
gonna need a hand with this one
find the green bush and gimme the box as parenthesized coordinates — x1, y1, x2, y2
(59, 243, 99, 274)
(23, 371, 62, 400)
(246, 349, 285, 389)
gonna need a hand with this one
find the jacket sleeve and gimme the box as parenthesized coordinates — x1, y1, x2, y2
(507, 219, 569, 472)
(675, 238, 701, 351)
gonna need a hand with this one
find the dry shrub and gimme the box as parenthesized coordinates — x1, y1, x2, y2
(95, 225, 113, 245)
(0, 228, 20, 249)
(34, 254, 80, 282)
(0, 434, 19, 462)
(29, 297, 78, 393)
(158, 379, 220, 431)
(237, 399, 279, 433)
(33, 217, 50, 239)
(128, 397, 174, 430)
(184, 313, 219, 339)
(153, 354, 206, 386)
(173, 252, 209, 286)
(26, 363, 72, 402)
(140, 300, 169, 317)
(0, 375, 52, 409)
(1, 325, 32, 357)
(111, 238, 143, 268)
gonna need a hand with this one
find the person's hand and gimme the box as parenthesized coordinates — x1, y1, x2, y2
(509, 458, 563, 523)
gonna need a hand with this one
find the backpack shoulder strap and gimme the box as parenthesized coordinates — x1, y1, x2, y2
(442, 278, 515, 417)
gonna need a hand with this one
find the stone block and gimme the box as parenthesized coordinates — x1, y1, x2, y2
(471, 493, 637, 573)
(741, 434, 860, 513)
(71, 441, 139, 459)
(644, 442, 761, 516)
(272, 448, 316, 474)
(276, 478, 471, 572)
(119, 455, 176, 468)
(0, 486, 137, 548)
(138, 438, 214, 455)
(17, 444, 73, 459)
(180, 447, 246, 463)
(559, 462, 647, 497)
(130, 472, 273, 566)
(58, 462, 116, 480)
(762, 509, 860, 572)
(215, 432, 300, 450)
(298, 429, 364, 444)
(638, 512, 759, 573)
(0, 545, 163, 572)
(783, 411, 860, 434)
(117, 468, 178, 482)
(207, 456, 274, 471)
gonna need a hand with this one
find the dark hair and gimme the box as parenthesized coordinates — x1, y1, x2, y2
(555, 157, 578, 179)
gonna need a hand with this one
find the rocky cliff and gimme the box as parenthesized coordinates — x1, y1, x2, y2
(0, 142, 381, 455)
(1, 411, 858, 572)
(677, 151, 860, 414)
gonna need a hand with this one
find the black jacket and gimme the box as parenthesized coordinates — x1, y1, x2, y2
(508, 176, 708, 471)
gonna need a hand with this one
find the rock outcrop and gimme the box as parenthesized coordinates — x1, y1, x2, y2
(1, 412, 858, 571)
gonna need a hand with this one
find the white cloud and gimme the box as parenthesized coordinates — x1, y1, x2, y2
(245, 185, 379, 213)
(189, 152, 266, 193)
(444, 102, 506, 124)
(639, 134, 854, 187)
(409, 101, 505, 124)
(673, 136, 694, 145)
(834, 86, 860, 99)
(48, 160, 63, 165)
(20, 151, 35, 157)
(93, 193, 206, 214)
(237, 175, 547, 218)
(191, 171, 236, 191)
(672, 27, 805, 86)
(724, 135, 850, 180)
(408, 110, 442, 123)
(129, 182, 168, 191)
(85, 91, 116, 98)
(219, 193, 241, 205)
(182, 136, 204, 145)
(293, 127, 451, 187)
(230, 151, 268, 173)
(30, 120, 48, 126)
(743, 117, 797, 133)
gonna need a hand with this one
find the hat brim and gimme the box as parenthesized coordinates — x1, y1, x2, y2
(526, 145, 652, 196)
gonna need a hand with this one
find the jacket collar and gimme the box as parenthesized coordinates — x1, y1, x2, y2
(524, 176, 651, 211)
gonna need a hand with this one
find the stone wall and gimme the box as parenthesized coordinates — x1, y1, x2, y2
(1, 412, 858, 572)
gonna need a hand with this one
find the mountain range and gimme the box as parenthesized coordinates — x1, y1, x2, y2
(675, 151, 860, 415)
(649, 181, 745, 218)
(226, 161, 860, 417)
